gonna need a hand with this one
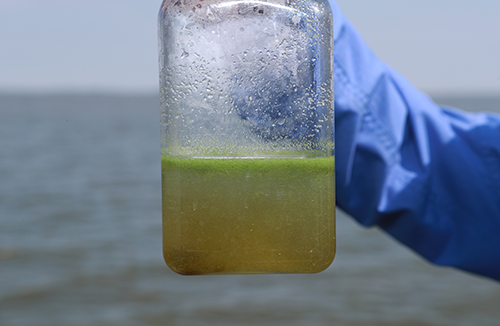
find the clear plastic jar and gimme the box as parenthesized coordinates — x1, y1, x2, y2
(158, 0, 334, 275)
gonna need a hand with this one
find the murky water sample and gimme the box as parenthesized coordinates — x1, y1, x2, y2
(158, 0, 334, 274)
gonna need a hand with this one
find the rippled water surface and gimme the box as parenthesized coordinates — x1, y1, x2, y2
(0, 94, 499, 326)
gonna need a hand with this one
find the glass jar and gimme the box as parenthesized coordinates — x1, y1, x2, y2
(158, 0, 334, 275)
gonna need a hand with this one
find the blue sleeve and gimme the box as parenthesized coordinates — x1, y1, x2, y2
(330, 1, 500, 281)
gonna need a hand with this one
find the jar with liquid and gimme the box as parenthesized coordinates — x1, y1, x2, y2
(158, 0, 335, 275)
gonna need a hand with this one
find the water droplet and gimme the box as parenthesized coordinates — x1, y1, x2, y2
(181, 50, 189, 59)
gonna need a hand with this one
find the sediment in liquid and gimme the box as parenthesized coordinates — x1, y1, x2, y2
(162, 156, 335, 275)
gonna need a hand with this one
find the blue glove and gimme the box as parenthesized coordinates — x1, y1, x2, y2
(330, 0, 500, 281)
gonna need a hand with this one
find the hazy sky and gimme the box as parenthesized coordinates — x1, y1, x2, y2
(1, 0, 499, 95)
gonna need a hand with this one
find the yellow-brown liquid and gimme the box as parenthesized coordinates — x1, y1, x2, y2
(162, 156, 335, 275)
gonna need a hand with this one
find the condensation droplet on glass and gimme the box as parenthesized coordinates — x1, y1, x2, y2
(181, 50, 189, 59)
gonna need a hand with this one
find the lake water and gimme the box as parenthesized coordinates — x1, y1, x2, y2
(0, 94, 499, 326)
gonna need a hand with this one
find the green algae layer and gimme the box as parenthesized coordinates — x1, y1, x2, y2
(161, 155, 335, 275)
